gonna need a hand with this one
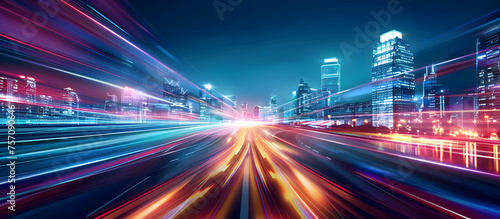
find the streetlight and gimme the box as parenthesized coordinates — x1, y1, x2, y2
(485, 115, 490, 135)
(448, 120, 452, 134)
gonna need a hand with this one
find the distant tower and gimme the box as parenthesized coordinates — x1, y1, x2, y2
(253, 106, 260, 120)
(0, 77, 18, 118)
(39, 95, 54, 117)
(121, 87, 140, 122)
(372, 30, 415, 129)
(62, 87, 80, 124)
(19, 76, 36, 121)
(296, 79, 311, 116)
(0, 76, 18, 101)
(321, 58, 341, 105)
(104, 91, 118, 113)
(199, 84, 213, 121)
(241, 101, 248, 120)
(270, 95, 278, 118)
(422, 64, 440, 119)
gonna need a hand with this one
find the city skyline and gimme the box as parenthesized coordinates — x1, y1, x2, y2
(130, 0, 500, 107)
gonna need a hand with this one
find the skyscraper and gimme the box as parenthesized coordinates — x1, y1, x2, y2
(450, 95, 475, 130)
(477, 26, 500, 133)
(223, 95, 237, 119)
(0, 77, 18, 118)
(163, 77, 189, 118)
(19, 76, 36, 121)
(241, 100, 248, 120)
(321, 58, 341, 105)
(372, 30, 415, 129)
(270, 95, 278, 118)
(422, 64, 440, 119)
(0, 76, 18, 101)
(39, 95, 54, 118)
(199, 84, 213, 121)
(121, 87, 140, 122)
(104, 91, 118, 113)
(253, 106, 260, 120)
(62, 87, 80, 124)
(296, 79, 311, 116)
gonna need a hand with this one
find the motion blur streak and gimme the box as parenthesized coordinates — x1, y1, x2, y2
(47, 124, 494, 219)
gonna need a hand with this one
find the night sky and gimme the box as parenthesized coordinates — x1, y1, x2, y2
(129, 0, 499, 108)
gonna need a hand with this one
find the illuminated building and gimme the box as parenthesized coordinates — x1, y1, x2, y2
(324, 101, 372, 126)
(253, 106, 259, 120)
(477, 26, 500, 133)
(438, 89, 450, 120)
(19, 76, 36, 104)
(199, 84, 221, 121)
(104, 91, 118, 113)
(310, 89, 330, 119)
(199, 84, 211, 120)
(283, 92, 297, 121)
(241, 101, 249, 120)
(223, 95, 237, 120)
(422, 64, 440, 119)
(284, 105, 294, 121)
(62, 87, 80, 124)
(0, 77, 18, 101)
(164, 77, 189, 117)
(449, 95, 475, 130)
(291, 91, 297, 117)
(257, 106, 272, 121)
(0, 77, 18, 118)
(19, 76, 36, 122)
(321, 58, 341, 105)
(294, 79, 329, 120)
(296, 79, 311, 116)
(121, 87, 141, 122)
(39, 95, 55, 118)
(372, 30, 415, 129)
(270, 95, 278, 118)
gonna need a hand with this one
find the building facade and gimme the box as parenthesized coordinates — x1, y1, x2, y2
(372, 30, 415, 129)
(324, 101, 372, 126)
(104, 91, 118, 113)
(321, 58, 341, 105)
(422, 64, 440, 119)
(477, 26, 500, 134)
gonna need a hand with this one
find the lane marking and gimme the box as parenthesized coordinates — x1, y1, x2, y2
(240, 162, 250, 219)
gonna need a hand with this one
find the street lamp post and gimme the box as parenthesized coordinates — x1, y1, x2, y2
(485, 115, 490, 135)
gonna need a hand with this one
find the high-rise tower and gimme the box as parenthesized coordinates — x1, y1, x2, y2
(372, 30, 415, 129)
(321, 58, 341, 105)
